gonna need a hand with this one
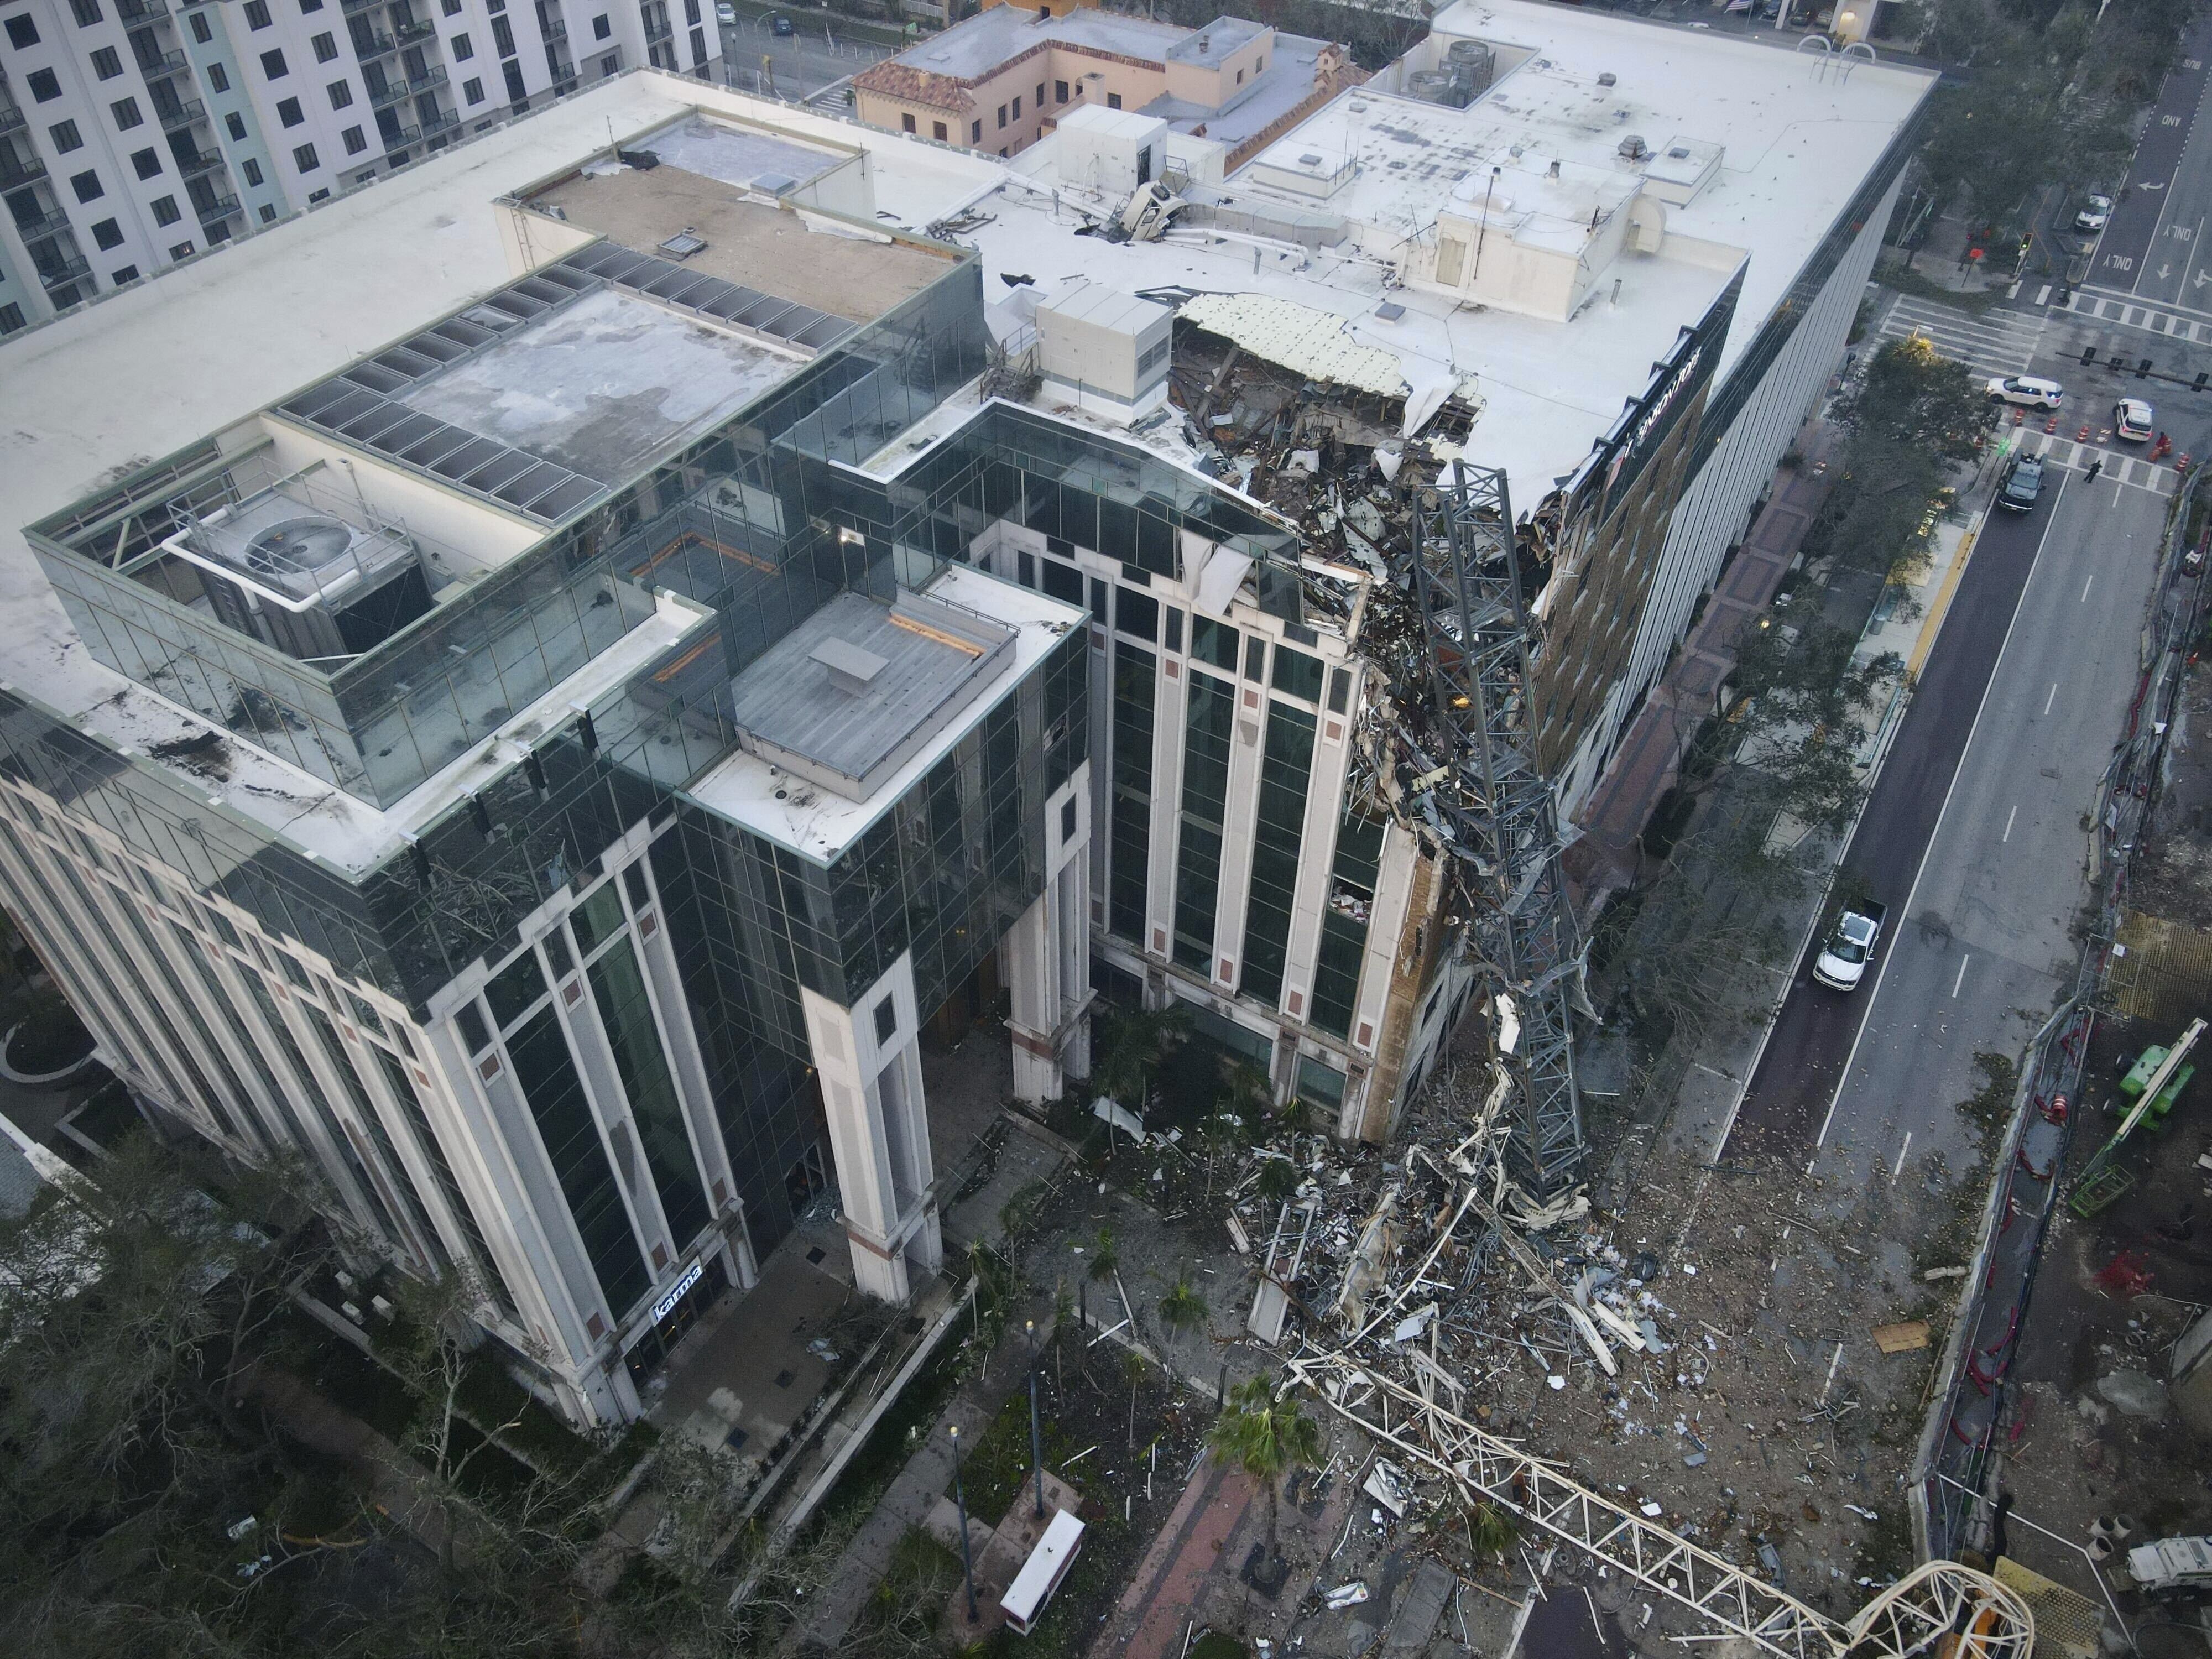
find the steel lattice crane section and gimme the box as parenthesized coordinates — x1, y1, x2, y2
(1288, 1353, 2035, 1659)
(1402, 464, 1585, 1195)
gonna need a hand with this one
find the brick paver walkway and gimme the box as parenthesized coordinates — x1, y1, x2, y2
(1087, 1454, 1259, 1659)
(1566, 417, 1848, 912)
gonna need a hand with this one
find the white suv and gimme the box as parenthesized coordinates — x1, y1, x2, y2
(1986, 375, 2064, 411)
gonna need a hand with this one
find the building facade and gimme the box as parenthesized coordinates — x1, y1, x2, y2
(0, 0, 717, 335)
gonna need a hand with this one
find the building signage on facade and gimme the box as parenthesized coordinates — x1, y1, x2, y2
(651, 1259, 705, 1324)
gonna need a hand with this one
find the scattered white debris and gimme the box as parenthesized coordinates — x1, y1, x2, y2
(1324, 1582, 1371, 1610)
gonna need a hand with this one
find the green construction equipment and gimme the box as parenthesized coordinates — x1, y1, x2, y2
(2070, 1016, 2205, 1219)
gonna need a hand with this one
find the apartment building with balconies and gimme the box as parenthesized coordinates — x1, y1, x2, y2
(0, 0, 718, 336)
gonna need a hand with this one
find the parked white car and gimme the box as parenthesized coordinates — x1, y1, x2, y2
(716, 1, 735, 20)
(2075, 194, 2114, 232)
(1986, 375, 2065, 411)
(2115, 397, 2154, 442)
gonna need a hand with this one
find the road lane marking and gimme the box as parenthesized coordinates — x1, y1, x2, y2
(1891, 1130, 1913, 1182)
(1953, 955, 1971, 997)
(2003, 804, 2018, 841)
(1807, 480, 2073, 1155)
(2044, 682, 2058, 716)
(2083, 572, 2096, 603)
(2035, 284, 2052, 305)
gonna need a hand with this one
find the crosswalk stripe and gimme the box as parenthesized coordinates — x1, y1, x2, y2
(1875, 295, 2043, 376)
(2058, 290, 2212, 343)
(2010, 429, 2179, 494)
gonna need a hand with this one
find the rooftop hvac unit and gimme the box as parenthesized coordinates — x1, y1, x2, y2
(1446, 39, 1495, 97)
(170, 491, 432, 663)
(1406, 69, 1467, 108)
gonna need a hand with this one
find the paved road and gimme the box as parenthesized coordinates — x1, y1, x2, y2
(717, 6, 890, 103)
(2086, 13, 2212, 310)
(1728, 477, 2073, 1149)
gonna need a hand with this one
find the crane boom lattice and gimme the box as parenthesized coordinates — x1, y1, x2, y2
(1403, 464, 1584, 1194)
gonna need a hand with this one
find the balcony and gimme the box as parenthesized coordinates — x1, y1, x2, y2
(379, 123, 420, 150)
(0, 107, 25, 138)
(0, 153, 48, 189)
(393, 17, 435, 42)
(36, 253, 92, 289)
(117, 0, 170, 19)
(342, 0, 385, 12)
(194, 192, 242, 224)
(540, 14, 567, 39)
(135, 48, 190, 79)
(9, 207, 72, 241)
(367, 77, 409, 108)
(418, 107, 457, 135)
(174, 148, 226, 180)
(355, 29, 397, 56)
(550, 73, 578, 95)
(643, 11, 672, 40)
(155, 96, 206, 132)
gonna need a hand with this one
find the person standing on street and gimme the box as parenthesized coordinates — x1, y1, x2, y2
(2085, 457, 2104, 482)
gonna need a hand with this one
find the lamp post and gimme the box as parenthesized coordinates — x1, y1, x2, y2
(950, 1424, 979, 1623)
(1027, 1318, 1046, 1520)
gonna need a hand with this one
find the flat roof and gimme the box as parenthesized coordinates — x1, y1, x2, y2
(624, 116, 847, 192)
(728, 588, 1015, 801)
(1140, 30, 1327, 148)
(1165, 17, 1266, 66)
(0, 72, 990, 878)
(530, 166, 954, 324)
(392, 285, 801, 482)
(693, 564, 1080, 864)
(881, 5, 1189, 82)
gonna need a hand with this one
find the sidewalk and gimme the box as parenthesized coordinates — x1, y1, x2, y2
(1566, 418, 1847, 911)
(779, 1295, 1053, 1655)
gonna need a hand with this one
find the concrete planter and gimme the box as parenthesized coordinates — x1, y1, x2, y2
(0, 1020, 98, 1088)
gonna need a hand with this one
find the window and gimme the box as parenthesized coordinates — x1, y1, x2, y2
(225, 111, 247, 139)
(276, 96, 304, 126)
(189, 11, 212, 41)
(69, 0, 102, 24)
(260, 48, 288, 78)
(130, 146, 161, 179)
(258, 201, 276, 221)
(442, 0, 462, 11)
(451, 29, 472, 56)
(241, 156, 262, 184)
(292, 141, 318, 171)
(1235, 67, 1243, 84)
(684, 0, 697, 20)
(1055, 79, 1067, 102)
(5, 16, 39, 49)
(461, 75, 483, 102)
(90, 216, 122, 249)
(312, 29, 338, 60)
(167, 238, 194, 258)
(598, 51, 614, 72)
(243, 0, 270, 25)
(970, 118, 980, 143)
(898, 111, 916, 133)
(502, 57, 524, 98)
(27, 69, 61, 103)
(91, 45, 123, 78)
(327, 78, 352, 107)
(342, 123, 366, 153)
(932, 119, 945, 140)
(207, 61, 229, 92)
(995, 104, 1005, 129)
(1255, 54, 1263, 71)
(491, 13, 513, 52)
(1107, 91, 1121, 109)
(592, 11, 609, 35)
(111, 97, 142, 128)
(150, 193, 179, 225)
(1011, 95, 1021, 119)
(1117, 586, 1159, 640)
(306, 185, 327, 200)
(0, 304, 24, 335)
(873, 995, 896, 1044)
(1270, 645, 1323, 703)
(49, 121, 84, 154)
(70, 169, 104, 203)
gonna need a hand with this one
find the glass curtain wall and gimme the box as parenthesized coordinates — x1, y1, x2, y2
(1172, 670, 1235, 973)
(1108, 641, 1154, 942)
(1240, 703, 1317, 1005)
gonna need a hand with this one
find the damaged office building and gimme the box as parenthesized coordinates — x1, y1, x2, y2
(0, 0, 1928, 1432)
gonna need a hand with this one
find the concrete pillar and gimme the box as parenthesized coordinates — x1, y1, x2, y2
(801, 954, 937, 1302)
(1010, 765, 1092, 1103)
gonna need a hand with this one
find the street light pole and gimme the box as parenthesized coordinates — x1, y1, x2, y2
(950, 1424, 979, 1624)
(1027, 1318, 1046, 1521)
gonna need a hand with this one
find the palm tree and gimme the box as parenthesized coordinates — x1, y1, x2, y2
(1209, 1375, 1324, 1551)
(1091, 1004, 1192, 1118)
(1159, 1274, 1207, 1349)
(1087, 1226, 1120, 1284)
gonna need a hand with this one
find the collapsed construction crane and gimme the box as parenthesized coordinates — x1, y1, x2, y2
(1290, 464, 2034, 1657)
(1400, 461, 1586, 1197)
